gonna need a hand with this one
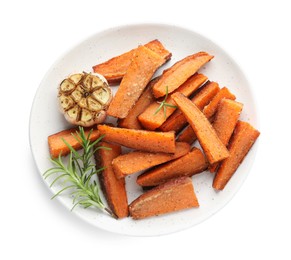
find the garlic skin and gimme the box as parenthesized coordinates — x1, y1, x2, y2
(58, 72, 112, 127)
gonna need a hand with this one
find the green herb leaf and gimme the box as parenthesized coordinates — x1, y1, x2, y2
(153, 86, 177, 119)
(43, 126, 116, 219)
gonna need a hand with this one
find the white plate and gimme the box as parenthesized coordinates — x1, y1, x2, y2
(29, 23, 259, 236)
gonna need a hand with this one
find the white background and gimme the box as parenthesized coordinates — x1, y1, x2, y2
(1, 0, 290, 259)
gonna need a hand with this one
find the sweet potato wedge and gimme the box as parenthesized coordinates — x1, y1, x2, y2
(137, 147, 208, 187)
(172, 92, 229, 164)
(117, 77, 158, 130)
(177, 117, 215, 145)
(178, 91, 239, 145)
(97, 124, 176, 153)
(144, 40, 172, 61)
(203, 87, 236, 119)
(209, 99, 243, 172)
(152, 52, 214, 98)
(94, 142, 128, 218)
(107, 45, 166, 119)
(213, 121, 260, 190)
(176, 126, 198, 144)
(48, 127, 99, 158)
(159, 81, 219, 133)
(138, 73, 207, 130)
(112, 142, 190, 179)
(129, 177, 199, 219)
(191, 81, 220, 110)
(176, 82, 223, 144)
(92, 39, 171, 84)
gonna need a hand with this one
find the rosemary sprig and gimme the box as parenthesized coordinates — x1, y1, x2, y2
(154, 86, 177, 119)
(43, 126, 116, 219)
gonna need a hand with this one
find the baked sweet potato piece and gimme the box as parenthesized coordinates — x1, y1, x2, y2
(177, 117, 215, 145)
(152, 52, 214, 98)
(137, 147, 208, 187)
(48, 127, 99, 158)
(107, 45, 165, 119)
(138, 73, 207, 130)
(117, 77, 158, 130)
(176, 82, 226, 144)
(176, 126, 198, 144)
(94, 142, 128, 218)
(92, 39, 171, 85)
(191, 81, 220, 109)
(129, 177, 199, 219)
(112, 142, 190, 179)
(209, 99, 243, 172)
(203, 87, 236, 119)
(213, 121, 260, 190)
(178, 96, 241, 146)
(144, 40, 172, 61)
(159, 81, 219, 133)
(172, 92, 229, 164)
(97, 124, 176, 153)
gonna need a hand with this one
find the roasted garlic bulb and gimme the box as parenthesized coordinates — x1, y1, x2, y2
(58, 72, 112, 127)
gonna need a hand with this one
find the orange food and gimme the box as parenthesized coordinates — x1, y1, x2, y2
(177, 117, 216, 145)
(48, 127, 99, 158)
(176, 82, 223, 144)
(98, 124, 176, 153)
(137, 147, 208, 187)
(203, 87, 236, 119)
(94, 142, 128, 218)
(117, 77, 158, 130)
(107, 45, 166, 119)
(92, 39, 171, 85)
(172, 92, 229, 164)
(209, 99, 243, 172)
(152, 52, 214, 98)
(46, 41, 261, 221)
(191, 81, 220, 110)
(138, 73, 207, 130)
(176, 126, 198, 144)
(213, 121, 260, 190)
(178, 97, 242, 147)
(112, 142, 190, 179)
(159, 81, 219, 133)
(129, 177, 199, 219)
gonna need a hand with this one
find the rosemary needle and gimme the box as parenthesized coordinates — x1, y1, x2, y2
(154, 86, 177, 119)
(43, 126, 117, 219)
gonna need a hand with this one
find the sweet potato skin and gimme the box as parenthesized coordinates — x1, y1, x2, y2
(107, 45, 165, 119)
(138, 73, 207, 130)
(94, 142, 128, 218)
(129, 177, 199, 219)
(172, 92, 229, 164)
(48, 128, 99, 158)
(152, 52, 214, 98)
(92, 39, 171, 85)
(97, 124, 176, 153)
(213, 121, 260, 190)
(112, 142, 190, 179)
(137, 147, 208, 187)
